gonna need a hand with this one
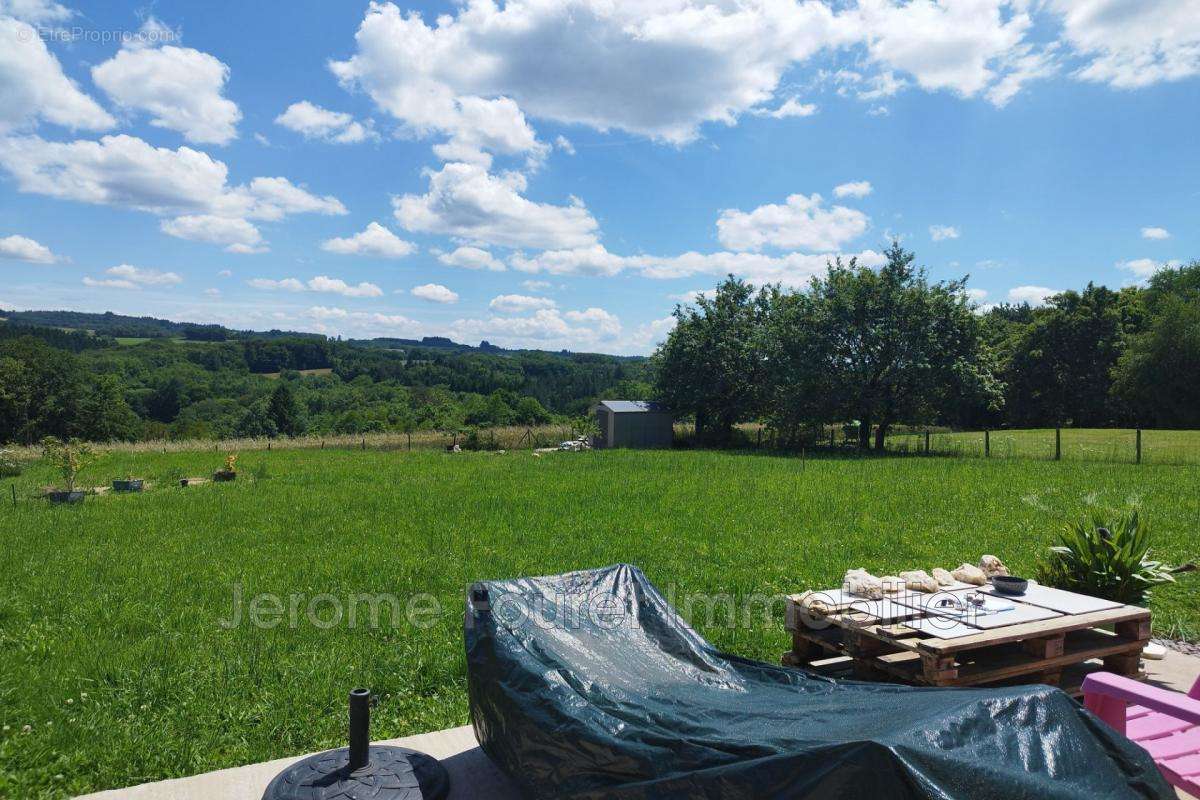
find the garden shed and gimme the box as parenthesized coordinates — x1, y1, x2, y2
(592, 400, 674, 449)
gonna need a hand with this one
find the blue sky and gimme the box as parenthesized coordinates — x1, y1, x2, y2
(1, 0, 1197, 354)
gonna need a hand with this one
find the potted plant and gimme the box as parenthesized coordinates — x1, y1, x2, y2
(213, 453, 238, 482)
(42, 437, 95, 504)
(112, 475, 144, 493)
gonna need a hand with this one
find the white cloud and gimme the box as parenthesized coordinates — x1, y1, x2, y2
(91, 33, 241, 145)
(1050, 0, 1200, 89)
(449, 307, 622, 349)
(1117, 258, 1178, 280)
(275, 101, 376, 144)
(554, 135, 575, 155)
(217, 269, 233, 278)
(965, 287, 989, 303)
(411, 283, 459, 304)
(1141, 226, 1170, 240)
(204, 287, 220, 297)
(248, 277, 306, 292)
(393, 162, 598, 250)
(489, 294, 557, 313)
(851, 0, 1042, 103)
(1008, 285, 1059, 305)
(833, 180, 873, 199)
(307, 275, 384, 298)
(667, 288, 716, 303)
(0, 17, 115, 134)
(307, 305, 349, 319)
(437, 245, 506, 272)
(161, 215, 266, 253)
(751, 97, 818, 119)
(322, 222, 415, 258)
(513, 243, 887, 287)
(330, 0, 850, 147)
(717, 193, 869, 251)
(0, 233, 60, 263)
(248, 276, 382, 297)
(0, 136, 346, 245)
(929, 224, 960, 241)
(625, 315, 677, 352)
(866, 104, 890, 116)
(521, 279, 552, 292)
(83, 264, 182, 289)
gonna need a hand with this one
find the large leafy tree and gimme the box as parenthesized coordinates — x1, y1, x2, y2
(653, 277, 772, 442)
(780, 244, 1001, 449)
(266, 381, 307, 437)
(1112, 295, 1200, 427)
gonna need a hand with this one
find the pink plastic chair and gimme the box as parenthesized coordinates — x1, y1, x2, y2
(1083, 671, 1200, 796)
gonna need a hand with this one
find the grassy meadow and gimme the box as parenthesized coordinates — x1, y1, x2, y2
(0, 447, 1197, 798)
(885, 427, 1200, 464)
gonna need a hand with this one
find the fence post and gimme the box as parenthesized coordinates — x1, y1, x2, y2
(361, 438, 366, 451)
(830, 427, 836, 448)
(1136, 428, 1142, 464)
(984, 429, 990, 458)
(11, 484, 15, 509)
(924, 430, 930, 455)
(1055, 428, 1062, 461)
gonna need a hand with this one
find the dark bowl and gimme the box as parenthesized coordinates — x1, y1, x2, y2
(990, 575, 1029, 595)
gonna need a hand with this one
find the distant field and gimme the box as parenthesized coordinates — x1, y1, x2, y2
(259, 367, 335, 380)
(115, 337, 221, 346)
(0, 448, 1196, 797)
(886, 427, 1200, 465)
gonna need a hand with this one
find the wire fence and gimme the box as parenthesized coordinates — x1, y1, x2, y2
(882, 428, 1200, 466)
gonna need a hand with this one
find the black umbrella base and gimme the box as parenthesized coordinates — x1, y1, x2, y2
(262, 744, 450, 800)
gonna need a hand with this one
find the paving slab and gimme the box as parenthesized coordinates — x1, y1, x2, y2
(76, 651, 1198, 800)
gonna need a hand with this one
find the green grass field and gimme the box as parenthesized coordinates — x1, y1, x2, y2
(886, 427, 1200, 464)
(1, 448, 1197, 798)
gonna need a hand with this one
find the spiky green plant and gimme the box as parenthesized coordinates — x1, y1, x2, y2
(1036, 509, 1182, 605)
(41, 436, 96, 492)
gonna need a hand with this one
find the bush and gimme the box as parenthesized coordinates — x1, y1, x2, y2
(1035, 509, 1186, 605)
(0, 449, 21, 478)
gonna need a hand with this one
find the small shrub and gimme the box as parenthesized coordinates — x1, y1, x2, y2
(1035, 508, 1188, 605)
(0, 449, 21, 478)
(42, 437, 96, 492)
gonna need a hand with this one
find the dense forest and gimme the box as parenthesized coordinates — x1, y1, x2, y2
(655, 244, 1200, 448)
(0, 315, 652, 444)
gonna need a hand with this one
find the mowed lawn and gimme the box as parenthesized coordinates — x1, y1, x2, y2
(1, 448, 1197, 798)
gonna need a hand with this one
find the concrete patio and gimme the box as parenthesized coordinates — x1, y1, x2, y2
(78, 650, 1199, 800)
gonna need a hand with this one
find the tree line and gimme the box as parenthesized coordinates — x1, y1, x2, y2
(654, 244, 1200, 448)
(0, 333, 651, 444)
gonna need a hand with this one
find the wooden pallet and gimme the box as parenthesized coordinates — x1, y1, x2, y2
(784, 593, 1150, 695)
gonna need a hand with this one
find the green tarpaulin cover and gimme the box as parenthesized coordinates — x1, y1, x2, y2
(465, 564, 1170, 799)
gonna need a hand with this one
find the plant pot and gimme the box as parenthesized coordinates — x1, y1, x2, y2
(213, 470, 237, 482)
(48, 490, 85, 504)
(113, 479, 144, 493)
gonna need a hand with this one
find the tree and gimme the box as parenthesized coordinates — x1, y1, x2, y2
(1112, 296, 1200, 428)
(785, 243, 1001, 449)
(266, 382, 306, 437)
(653, 277, 771, 443)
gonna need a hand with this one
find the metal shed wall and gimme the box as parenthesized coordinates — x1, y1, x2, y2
(608, 411, 674, 448)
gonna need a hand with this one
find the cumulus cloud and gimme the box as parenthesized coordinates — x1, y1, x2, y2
(393, 162, 598, 250)
(833, 180, 873, 199)
(275, 101, 377, 144)
(438, 245, 506, 272)
(322, 222, 416, 258)
(717, 193, 869, 252)
(1141, 226, 1170, 240)
(1008, 285, 1059, 305)
(489, 294, 557, 313)
(249, 276, 383, 297)
(929, 224, 960, 241)
(0, 17, 115, 134)
(411, 283, 459, 304)
(521, 279, 552, 292)
(1051, 0, 1200, 88)
(82, 264, 182, 289)
(449, 307, 621, 349)
(0, 0, 72, 23)
(161, 215, 266, 253)
(0, 233, 61, 263)
(513, 243, 887, 287)
(1118, 258, 1180, 280)
(0, 135, 345, 242)
(91, 25, 241, 145)
(330, 0, 850, 147)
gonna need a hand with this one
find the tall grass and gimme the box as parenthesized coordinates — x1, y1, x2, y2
(0, 448, 1196, 797)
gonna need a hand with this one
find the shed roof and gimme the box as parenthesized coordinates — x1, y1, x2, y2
(597, 400, 668, 413)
